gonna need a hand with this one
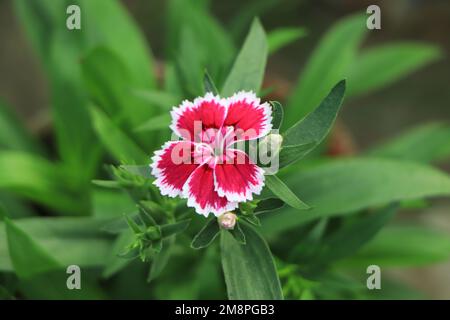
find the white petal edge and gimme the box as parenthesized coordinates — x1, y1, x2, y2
(182, 164, 239, 218)
(150, 141, 189, 198)
(169, 92, 227, 140)
(226, 90, 273, 141)
(213, 150, 265, 202)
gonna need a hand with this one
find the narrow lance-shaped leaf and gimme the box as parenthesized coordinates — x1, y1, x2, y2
(102, 230, 134, 279)
(191, 218, 220, 249)
(121, 165, 153, 179)
(270, 101, 284, 130)
(90, 106, 148, 164)
(4, 217, 62, 279)
(0, 217, 114, 272)
(347, 43, 442, 97)
(134, 113, 171, 133)
(132, 89, 180, 111)
(254, 198, 285, 215)
(289, 204, 397, 267)
(0, 99, 42, 154)
(228, 222, 246, 244)
(14, 0, 99, 185)
(148, 236, 176, 282)
(221, 222, 283, 300)
(367, 122, 450, 164)
(125, 214, 142, 234)
(265, 175, 310, 210)
(262, 158, 450, 237)
(166, 0, 235, 84)
(339, 225, 450, 267)
(175, 27, 205, 97)
(280, 80, 346, 168)
(285, 14, 366, 127)
(222, 18, 268, 96)
(0, 151, 88, 215)
(15, 0, 157, 182)
(204, 71, 219, 95)
(81, 47, 160, 150)
(160, 219, 191, 239)
(267, 27, 307, 54)
(81, 0, 157, 89)
(278, 142, 316, 169)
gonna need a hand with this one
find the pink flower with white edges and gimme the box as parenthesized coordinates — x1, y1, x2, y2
(150, 91, 272, 217)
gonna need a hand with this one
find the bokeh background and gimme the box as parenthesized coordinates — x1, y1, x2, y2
(0, 0, 449, 298)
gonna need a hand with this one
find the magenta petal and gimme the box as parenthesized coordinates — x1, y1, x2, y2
(183, 163, 238, 217)
(170, 93, 227, 141)
(223, 91, 272, 141)
(151, 141, 201, 197)
(214, 150, 265, 202)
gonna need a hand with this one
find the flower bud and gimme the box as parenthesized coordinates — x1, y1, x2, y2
(145, 226, 161, 241)
(218, 212, 237, 230)
(259, 133, 283, 157)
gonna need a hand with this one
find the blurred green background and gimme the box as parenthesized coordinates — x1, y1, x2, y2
(0, 0, 449, 299)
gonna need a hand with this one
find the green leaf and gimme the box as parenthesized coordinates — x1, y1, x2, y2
(132, 89, 180, 110)
(102, 230, 134, 278)
(134, 113, 171, 133)
(204, 70, 219, 95)
(241, 214, 261, 226)
(0, 285, 13, 300)
(161, 219, 191, 239)
(120, 165, 153, 179)
(339, 225, 450, 267)
(318, 205, 396, 262)
(285, 14, 366, 127)
(15, 0, 155, 180)
(81, 0, 156, 89)
(138, 207, 157, 228)
(0, 217, 114, 272)
(191, 218, 220, 249)
(0, 205, 6, 220)
(19, 270, 108, 299)
(262, 158, 450, 236)
(267, 27, 307, 54)
(90, 106, 147, 164)
(81, 47, 157, 127)
(14, 0, 156, 183)
(228, 0, 278, 40)
(222, 18, 268, 96)
(367, 122, 450, 164)
(175, 27, 205, 97)
(0, 99, 41, 154)
(228, 222, 246, 244)
(92, 180, 122, 189)
(0, 151, 88, 215)
(4, 217, 61, 279)
(166, 0, 235, 85)
(278, 142, 317, 169)
(92, 188, 136, 218)
(221, 222, 283, 300)
(347, 43, 442, 97)
(102, 214, 136, 234)
(254, 198, 285, 215)
(265, 175, 310, 210)
(125, 214, 142, 234)
(280, 80, 346, 167)
(148, 236, 175, 282)
(288, 204, 397, 268)
(270, 101, 284, 130)
(14, 0, 99, 184)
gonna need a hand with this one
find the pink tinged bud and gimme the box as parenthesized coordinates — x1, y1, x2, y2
(218, 212, 237, 230)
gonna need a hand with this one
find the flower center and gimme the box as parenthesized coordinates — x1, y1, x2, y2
(193, 126, 238, 167)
